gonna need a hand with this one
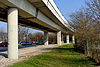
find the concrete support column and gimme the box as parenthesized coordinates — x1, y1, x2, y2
(8, 8, 18, 59)
(57, 31, 61, 45)
(66, 35, 69, 44)
(61, 34, 64, 45)
(44, 31, 48, 45)
(72, 35, 75, 44)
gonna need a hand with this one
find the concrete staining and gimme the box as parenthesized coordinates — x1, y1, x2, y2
(57, 31, 62, 45)
(44, 31, 48, 45)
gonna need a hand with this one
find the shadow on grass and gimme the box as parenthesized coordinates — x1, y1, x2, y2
(87, 57, 100, 66)
(54, 48, 74, 51)
(53, 48, 78, 55)
(52, 46, 99, 66)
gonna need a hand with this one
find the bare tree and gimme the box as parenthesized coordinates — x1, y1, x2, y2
(85, 0, 100, 63)
(28, 32, 43, 42)
(0, 26, 7, 41)
(48, 33, 57, 44)
(18, 25, 29, 42)
(69, 0, 100, 63)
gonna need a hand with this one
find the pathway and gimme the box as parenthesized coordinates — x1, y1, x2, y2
(0, 44, 67, 67)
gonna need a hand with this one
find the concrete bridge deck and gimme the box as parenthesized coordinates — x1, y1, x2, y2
(0, 0, 74, 33)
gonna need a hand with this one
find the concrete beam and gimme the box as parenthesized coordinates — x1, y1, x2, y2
(8, 8, 18, 59)
(42, 0, 74, 32)
(6, 0, 67, 33)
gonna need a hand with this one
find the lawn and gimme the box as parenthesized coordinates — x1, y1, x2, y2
(10, 44, 97, 67)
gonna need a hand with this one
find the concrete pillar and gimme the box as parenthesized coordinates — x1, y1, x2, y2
(57, 31, 61, 45)
(61, 34, 64, 45)
(8, 8, 18, 59)
(44, 31, 48, 45)
(72, 35, 75, 44)
(66, 35, 69, 44)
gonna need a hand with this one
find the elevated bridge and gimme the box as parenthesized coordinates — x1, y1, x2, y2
(0, 0, 75, 59)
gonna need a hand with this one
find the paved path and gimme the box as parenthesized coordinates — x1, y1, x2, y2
(0, 44, 67, 67)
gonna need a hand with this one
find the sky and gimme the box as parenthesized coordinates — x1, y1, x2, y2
(0, 0, 87, 33)
(54, 0, 87, 19)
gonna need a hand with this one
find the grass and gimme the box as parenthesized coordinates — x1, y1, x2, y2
(10, 44, 97, 67)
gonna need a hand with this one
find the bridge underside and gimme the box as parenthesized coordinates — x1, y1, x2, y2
(0, 0, 70, 33)
(0, 8, 56, 32)
(0, 0, 75, 59)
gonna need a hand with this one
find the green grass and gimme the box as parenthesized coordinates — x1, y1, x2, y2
(11, 44, 97, 67)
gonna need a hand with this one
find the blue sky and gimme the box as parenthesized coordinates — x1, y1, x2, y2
(54, 0, 87, 19)
(0, 0, 86, 33)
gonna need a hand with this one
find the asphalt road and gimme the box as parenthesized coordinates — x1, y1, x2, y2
(0, 44, 43, 52)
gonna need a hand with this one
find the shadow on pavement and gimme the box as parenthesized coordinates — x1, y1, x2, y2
(0, 53, 8, 58)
